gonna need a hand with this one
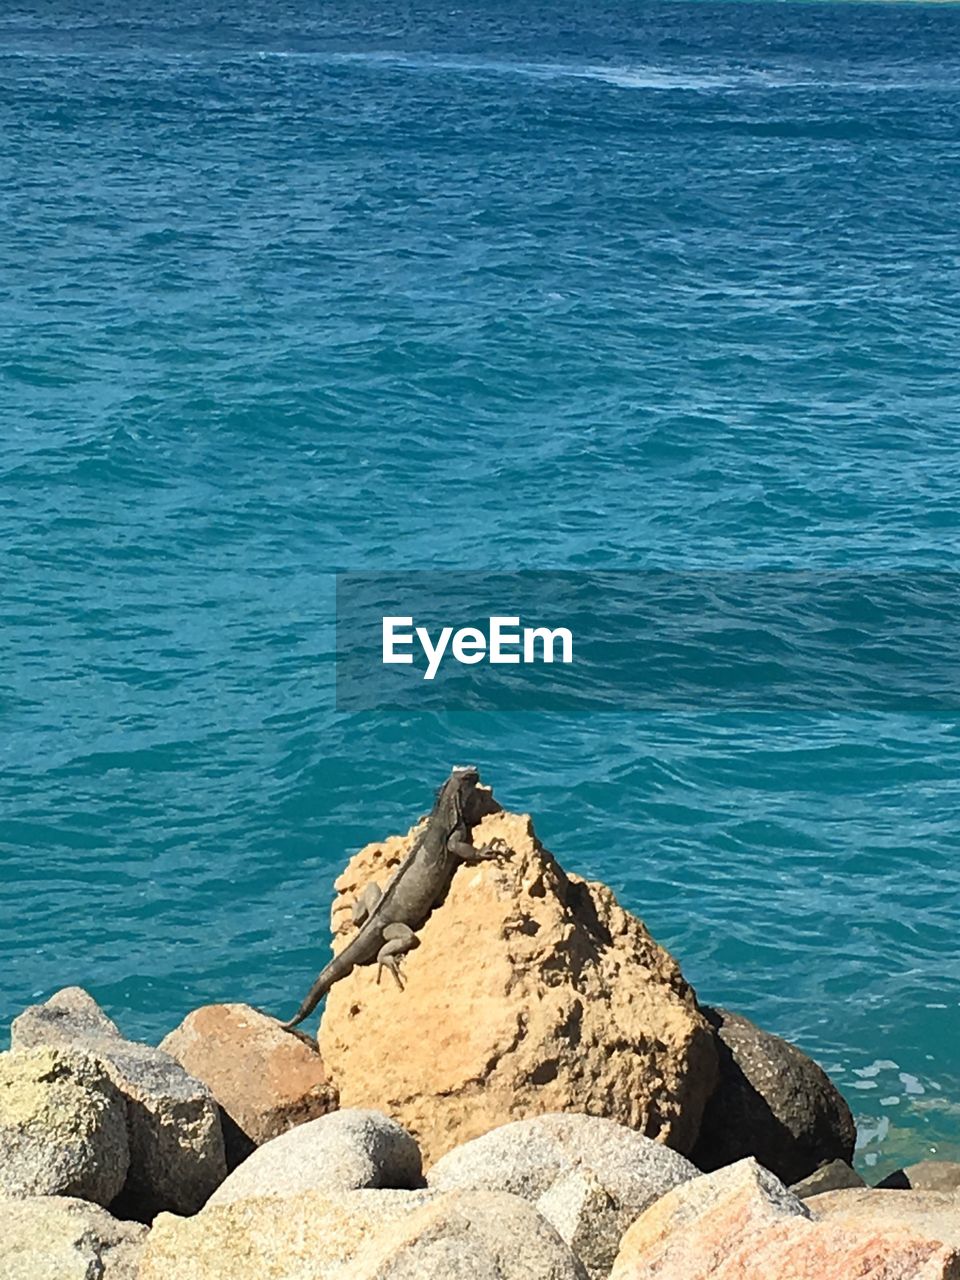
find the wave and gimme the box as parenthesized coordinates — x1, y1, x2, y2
(2, 44, 955, 94)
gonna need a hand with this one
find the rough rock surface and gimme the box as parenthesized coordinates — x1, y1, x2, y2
(808, 1187, 960, 1246)
(690, 1006, 856, 1184)
(0, 1195, 147, 1280)
(208, 1109, 423, 1206)
(878, 1162, 960, 1192)
(791, 1158, 866, 1199)
(0, 1047, 129, 1205)
(139, 1188, 440, 1279)
(12, 987, 226, 1220)
(348, 1189, 589, 1280)
(429, 1112, 697, 1279)
(611, 1157, 810, 1279)
(612, 1159, 960, 1280)
(159, 1002, 338, 1160)
(319, 807, 717, 1165)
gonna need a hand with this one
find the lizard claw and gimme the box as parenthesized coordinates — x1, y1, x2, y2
(482, 837, 512, 859)
(377, 956, 406, 991)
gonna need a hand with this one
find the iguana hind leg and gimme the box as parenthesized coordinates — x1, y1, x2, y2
(352, 881, 383, 927)
(376, 922, 418, 990)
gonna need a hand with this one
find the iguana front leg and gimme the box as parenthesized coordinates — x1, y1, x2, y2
(352, 881, 383, 927)
(376, 922, 418, 989)
(449, 837, 511, 865)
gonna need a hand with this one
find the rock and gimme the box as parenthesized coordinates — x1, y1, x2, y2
(690, 1006, 856, 1184)
(0, 1047, 129, 1205)
(429, 1112, 697, 1280)
(612, 1160, 960, 1280)
(159, 1002, 338, 1161)
(139, 1188, 440, 1279)
(611, 1157, 810, 1279)
(207, 1108, 423, 1206)
(319, 807, 717, 1165)
(0, 1195, 147, 1280)
(348, 1189, 589, 1280)
(791, 1158, 865, 1199)
(12, 987, 226, 1220)
(878, 1161, 960, 1192)
(807, 1187, 960, 1246)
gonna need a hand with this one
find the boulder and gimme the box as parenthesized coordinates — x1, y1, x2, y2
(690, 1007, 856, 1184)
(0, 1195, 147, 1280)
(878, 1162, 960, 1192)
(139, 1188, 440, 1279)
(12, 987, 226, 1220)
(0, 1047, 128, 1205)
(791, 1159, 866, 1199)
(207, 1109, 423, 1206)
(159, 1002, 338, 1161)
(807, 1187, 960, 1246)
(429, 1112, 697, 1280)
(348, 1189, 589, 1280)
(611, 1159, 960, 1280)
(319, 807, 717, 1165)
(611, 1157, 809, 1279)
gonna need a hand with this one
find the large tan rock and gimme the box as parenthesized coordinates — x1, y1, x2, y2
(0, 1195, 147, 1280)
(611, 1159, 960, 1280)
(12, 987, 226, 1220)
(159, 1003, 338, 1158)
(0, 1047, 129, 1205)
(319, 807, 717, 1165)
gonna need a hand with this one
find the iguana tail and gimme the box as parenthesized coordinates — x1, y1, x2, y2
(281, 946, 358, 1030)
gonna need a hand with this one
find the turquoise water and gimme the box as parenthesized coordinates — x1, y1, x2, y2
(3, 0, 960, 1177)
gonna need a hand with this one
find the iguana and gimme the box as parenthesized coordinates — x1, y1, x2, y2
(281, 765, 508, 1030)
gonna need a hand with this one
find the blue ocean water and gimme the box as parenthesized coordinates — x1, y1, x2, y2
(3, 0, 960, 1177)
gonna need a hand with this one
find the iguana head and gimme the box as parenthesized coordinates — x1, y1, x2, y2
(433, 765, 480, 827)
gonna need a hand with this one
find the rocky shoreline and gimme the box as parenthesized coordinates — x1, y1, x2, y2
(2, 787, 958, 1278)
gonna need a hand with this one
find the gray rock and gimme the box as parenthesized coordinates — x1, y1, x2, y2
(207, 1108, 423, 1206)
(0, 1195, 147, 1280)
(428, 1112, 698, 1279)
(0, 1047, 129, 1205)
(350, 1189, 589, 1280)
(12, 987, 226, 1220)
(876, 1160, 960, 1191)
(791, 1158, 865, 1199)
(689, 1007, 856, 1185)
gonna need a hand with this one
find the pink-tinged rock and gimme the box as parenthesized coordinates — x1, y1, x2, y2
(610, 1157, 808, 1279)
(612, 1159, 960, 1280)
(159, 1004, 338, 1156)
(807, 1188, 960, 1247)
(878, 1164, 960, 1193)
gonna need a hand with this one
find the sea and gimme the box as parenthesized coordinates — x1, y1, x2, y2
(2, 0, 960, 1179)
